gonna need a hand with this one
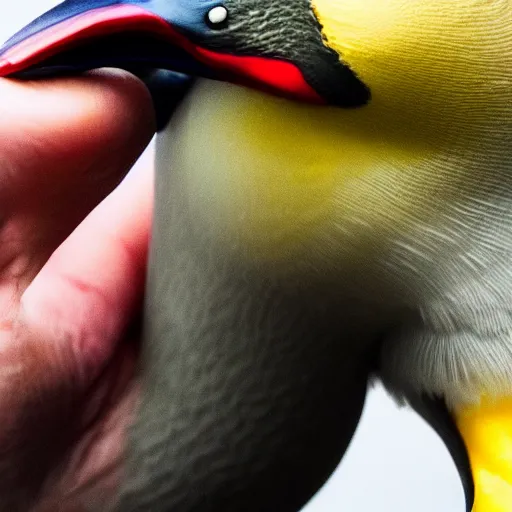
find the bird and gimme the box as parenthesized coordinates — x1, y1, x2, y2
(1, 1, 511, 511)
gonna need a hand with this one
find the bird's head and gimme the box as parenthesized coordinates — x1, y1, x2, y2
(0, 0, 509, 124)
(0, 0, 371, 107)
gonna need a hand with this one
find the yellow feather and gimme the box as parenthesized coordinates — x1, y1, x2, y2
(313, 0, 512, 132)
(456, 397, 512, 512)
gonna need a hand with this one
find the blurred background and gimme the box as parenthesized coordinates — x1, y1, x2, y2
(0, 3, 464, 511)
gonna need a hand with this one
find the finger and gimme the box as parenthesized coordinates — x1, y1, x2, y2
(0, 70, 156, 289)
(19, 144, 154, 386)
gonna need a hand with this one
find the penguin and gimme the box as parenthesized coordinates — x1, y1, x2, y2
(1, 1, 511, 511)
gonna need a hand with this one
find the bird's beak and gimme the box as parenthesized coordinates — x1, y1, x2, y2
(454, 397, 512, 512)
(0, 0, 325, 105)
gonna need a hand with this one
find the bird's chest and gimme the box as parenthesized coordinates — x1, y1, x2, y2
(161, 81, 496, 303)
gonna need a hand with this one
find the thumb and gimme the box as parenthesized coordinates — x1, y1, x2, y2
(0, 69, 154, 203)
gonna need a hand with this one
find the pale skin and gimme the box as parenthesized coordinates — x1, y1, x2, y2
(0, 70, 156, 510)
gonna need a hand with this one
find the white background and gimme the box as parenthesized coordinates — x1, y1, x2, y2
(0, 3, 464, 511)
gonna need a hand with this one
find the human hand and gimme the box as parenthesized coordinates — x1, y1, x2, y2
(0, 70, 155, 511)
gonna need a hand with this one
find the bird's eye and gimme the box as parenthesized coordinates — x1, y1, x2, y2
(206, 6, 229, 29)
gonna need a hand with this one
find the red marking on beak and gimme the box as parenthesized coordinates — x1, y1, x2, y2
(0, 4, 324, 104)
